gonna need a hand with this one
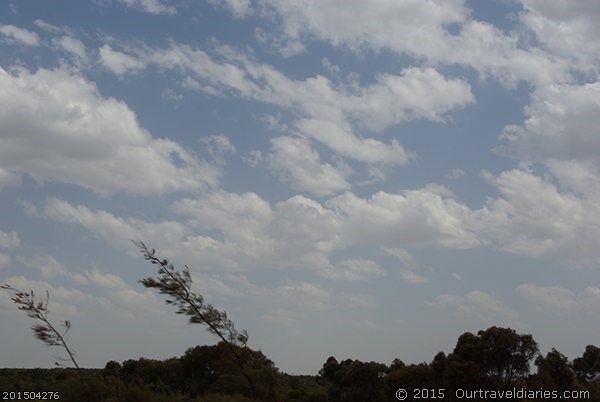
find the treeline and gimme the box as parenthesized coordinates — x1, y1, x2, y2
(1, 326, 599, 402)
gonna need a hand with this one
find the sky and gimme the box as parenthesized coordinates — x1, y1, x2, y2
(0, 0, 599, 375)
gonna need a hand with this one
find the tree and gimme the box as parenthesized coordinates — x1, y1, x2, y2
(319, 358, 388, 402)
(453, 326, 538, 389)
(574, 345, 600, 382)
(133, 241, 258, 396)
(1, 284, 80, 371)
(535, 348, 576, 390)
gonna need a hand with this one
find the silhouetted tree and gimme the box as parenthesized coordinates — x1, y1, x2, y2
(320, 358, 389, 402)
(452, 326, 538, 389)
(574, 345, 600, 383)
(534, 348, 576, 390)
(1, 284, 80, 371)
(133, 241, 258, 397)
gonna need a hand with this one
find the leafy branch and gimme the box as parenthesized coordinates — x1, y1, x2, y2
(133, 240, 256, 394)
(1, 284, 80, 371)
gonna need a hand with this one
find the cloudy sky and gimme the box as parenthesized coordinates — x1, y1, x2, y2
(1, 0, 599, 374)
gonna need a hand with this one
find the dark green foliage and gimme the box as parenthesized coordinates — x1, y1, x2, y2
(534, 348, 577, 390)
(574, 345, 600, 382)
(3, 326, 598, 401)
(451, 326, 538, 389)
(134, 241, 261, 396)
(319, 358, 389, 402)
(179, 342, 280, 399)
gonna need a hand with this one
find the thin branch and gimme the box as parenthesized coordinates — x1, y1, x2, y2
(1, 284, 80, 372)
(133, 240, 256, 394)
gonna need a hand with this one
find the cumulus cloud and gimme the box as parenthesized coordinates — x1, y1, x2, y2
(75, 266, 128, 290)
(519, 0, 600, 74)
(447, 168, 465, 179)
(0, 24, 39, 46)
(517, 283, 600, 314)
(267, 136, 351, 196)
(1, 276, 89, 316)
(0, 253, 11, 269)
(241, 150, 262, 167)
(321, 259, 385, 281)
(473, 169, 600, 266)
(251, 0, 469, 55)
(99, 44, 146, 76)
(0, 230, 20, 249)
(497, 83, 600, 195)
(0, 168, 21, 189)
(208, 0, 253, 18)
(33, 19, 61, 34)
(400, 270, 428, 284)
(199, 134, 237, 165)
(17, 255, 68, 278)
(250, 0, 568, 85)
(0, 229, 18, 269)
(327, 189, 479, 249)
(0, 67, 219, 195)
(44, 198, 189, 252)
(382, 247, 428, 284)
(54, 36, 88, 63)
(428, 290, 518, 321)
(42, 181, 482, 277)
(117, 0, 176, 15)
(95, 41, 473, 190)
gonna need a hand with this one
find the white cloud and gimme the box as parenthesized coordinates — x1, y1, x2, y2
(321, 259, 385, 281)
(497, 83, 600, 195)
(448, 168, 465, 179)
(382, 247, 427, 284)
(321, 57, 340, 76)
(327, 189, 479, 249)
(82, 267, 128, 290)
(275, 282, 332, 311)
(99, 44, 146, 76)
(161, 88, 183, 103)
(199, 134, 237, 165)
(209, 0, 253, 18)
(0, 168, 22, 189)
(44, 198, 189, 252)
(42, 181, 483, 280)
(519, 0, 600, 74)
(0, 253, 10, 269)
(428, 290, 518, 321)
(172, 191, 342, 270)
(96, 42, 473, 186)
(0, 230, 20, 249)
(241, 150, 262, 167)
(0, 66, 219, 195)
(117, 0, 176, 15)
(0, 24, 39, 46)
(382, 247, 416, 267)
(15, 253, 126, 290)
(400, 270, 427, 284)
(33, 19, 61, 34)
(295, 118, 412, 166)
(1, 276, 89, 316)
(473, 169, 600, 266)
(54, 36, 88, 63)
(257, 0, 469, 55)
(517, 283, 600, 314)
(344, 67, 474, 131)
(17, 255, 68, 278)
(255, 0, 568, 86)
(267, 136, 351, 196)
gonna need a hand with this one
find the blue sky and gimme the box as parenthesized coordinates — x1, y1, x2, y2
(1, 0, 599, 374)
